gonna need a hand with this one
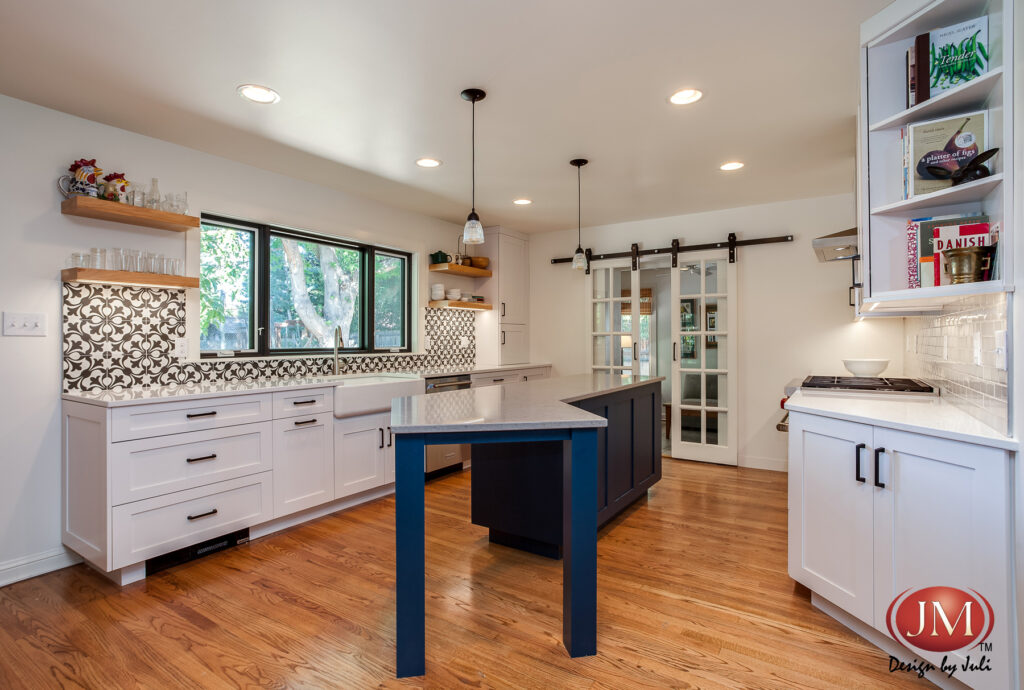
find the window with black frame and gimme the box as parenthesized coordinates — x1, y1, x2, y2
(199, 215, 411, 357)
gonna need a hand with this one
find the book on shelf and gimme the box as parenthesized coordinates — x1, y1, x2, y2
(901, 17, 988, 107)
(906, 214, 987, 288)
(933, 219, 992, 286)
(909, 110, 987, 197)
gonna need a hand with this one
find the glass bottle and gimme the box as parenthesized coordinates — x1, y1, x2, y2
(146, 178, 161, 209)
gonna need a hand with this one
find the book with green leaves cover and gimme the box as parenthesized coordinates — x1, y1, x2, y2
(929, 17, 988, 93)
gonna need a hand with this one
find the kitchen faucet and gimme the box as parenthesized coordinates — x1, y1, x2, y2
(333, 326, 344, 375)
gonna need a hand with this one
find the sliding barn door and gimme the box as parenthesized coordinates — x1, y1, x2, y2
(669, 254, 738, 465)
(586, 261, 640, 377)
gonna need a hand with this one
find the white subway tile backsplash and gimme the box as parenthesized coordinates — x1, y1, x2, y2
(905, 293, 1007, 434)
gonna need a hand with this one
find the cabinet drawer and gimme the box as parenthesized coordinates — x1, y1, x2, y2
(517, 367, 550, 382)
(109, 422, 273, 505)
(111, 473, 272, 569)
(111, 394, 273, 442)
(272, 387, 333, 419)
(471, 371, 516, 387)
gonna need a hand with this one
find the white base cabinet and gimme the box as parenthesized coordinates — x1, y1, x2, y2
(273, 414, 334, 518)
(789, 411, 1013, 690)
(334, 412, 392, 498)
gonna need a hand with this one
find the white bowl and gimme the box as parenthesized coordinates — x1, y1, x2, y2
(843, 358, 889, 377)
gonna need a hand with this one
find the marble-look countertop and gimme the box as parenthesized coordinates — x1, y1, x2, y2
(391, 373, 663, 434)
(61, 363, 552, 408)
(785, 390, 1018, 451)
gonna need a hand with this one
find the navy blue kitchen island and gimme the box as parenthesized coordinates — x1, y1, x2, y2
(389, 373, 661, 678)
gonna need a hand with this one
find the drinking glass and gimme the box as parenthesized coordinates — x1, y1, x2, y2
(90, 248, 106, 270)
(125, 249, 142, 272)
(131, 190, 146, 207)
(162, 257, 175, 275)
(108, 248, 125, 271)
(162, 194, 175, 212)
(172, 258, 184, 276)
(67, 251, 89, 268)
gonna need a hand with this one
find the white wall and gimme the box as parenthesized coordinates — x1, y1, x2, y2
(0, 94, 462, 585)
(528, 193, 906, 471)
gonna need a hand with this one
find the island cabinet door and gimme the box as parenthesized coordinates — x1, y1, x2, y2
(272, 414, 334, 518)
(335, 413, 387, 498)
(787, 412, 874, 625)
(870, 428, 1012, 690)
(574, 384, 660, 525)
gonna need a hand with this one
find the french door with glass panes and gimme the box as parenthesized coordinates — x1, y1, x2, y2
(587, 261, 639, 377)
(670, 254, 738, 465)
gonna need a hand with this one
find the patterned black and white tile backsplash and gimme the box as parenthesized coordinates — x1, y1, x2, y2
(63, 283, 476, 392)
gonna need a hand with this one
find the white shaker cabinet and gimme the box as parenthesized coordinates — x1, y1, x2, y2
(335, 413, 389, 499)
(476, 227, 531, 366)
(500, 324, 529, 366)
(272, 414, 334, 518)
(496, 233, 528, 325)
(787, 414, 875, 624)
(789, 411, 1013, 690)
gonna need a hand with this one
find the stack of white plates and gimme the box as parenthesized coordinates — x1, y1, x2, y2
(430, 283, 445, 300)
(445, 288, 461, 301)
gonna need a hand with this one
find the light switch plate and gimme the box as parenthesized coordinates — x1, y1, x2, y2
(423, 336, 432, 351)
(174, 337, 188, 360)
(995, 330, 1007, 370)
(2, 312, 46, 336)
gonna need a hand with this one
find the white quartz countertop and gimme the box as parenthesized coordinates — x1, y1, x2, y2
(785, 390, 1018, 451)
(60, 362, 552, 408)
(391, 373, 663, 434)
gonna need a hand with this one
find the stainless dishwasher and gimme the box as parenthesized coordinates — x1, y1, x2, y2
(423, 374, 472, 475)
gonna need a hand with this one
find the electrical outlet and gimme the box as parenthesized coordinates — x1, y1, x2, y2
(972, 332, 983, 366)
(423, 336, 432, 351)
(460, 336, 470, 348)
(2, 312, 46, 336)
(174, 337, 188, 360)
(995, 329, 1007, 370)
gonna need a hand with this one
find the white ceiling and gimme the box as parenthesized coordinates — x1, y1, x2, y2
(0, 0, 890, 234)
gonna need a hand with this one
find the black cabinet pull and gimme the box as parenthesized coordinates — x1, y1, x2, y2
(493, 378, 504, 383)
(633, 342, 638, 360)
(501, 302, 506, 317)
(501, 331, 506, 345)
(187, 508, 218, 521)
(294, 418, 317, 426)
(873, 447, 886, 488)
(186, 411, 217, 419)
(379, 427, 385, 449)
(673, 342, 678, 361)
(854, 443, 866, 482)
(292, 399, 317, 406)
(387, 426, 393, 447)
(186, 453, 217, 464)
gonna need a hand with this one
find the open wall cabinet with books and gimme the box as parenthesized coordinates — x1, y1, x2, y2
(856, 0, 1015, 314)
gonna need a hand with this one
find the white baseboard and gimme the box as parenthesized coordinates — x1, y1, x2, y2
(0, 547, 82, 588)
(738, 454, 787, 472)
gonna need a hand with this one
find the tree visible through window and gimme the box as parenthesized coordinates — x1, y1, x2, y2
(199, 216, 410, 356)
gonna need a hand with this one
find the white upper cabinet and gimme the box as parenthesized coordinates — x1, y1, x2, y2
(496, 233, 529, 324)
(857, 0, 1016, 314)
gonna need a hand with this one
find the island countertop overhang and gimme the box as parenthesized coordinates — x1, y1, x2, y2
(390, 373, 664, 434)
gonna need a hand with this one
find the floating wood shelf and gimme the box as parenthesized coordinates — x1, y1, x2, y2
(428, 300, 493, 310)
(61, 195, 200, 232)
(62, 268, 200, 289)
(428, 262, 492, 278)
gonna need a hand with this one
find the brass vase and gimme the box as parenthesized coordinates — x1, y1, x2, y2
(942, 245, 995, 284)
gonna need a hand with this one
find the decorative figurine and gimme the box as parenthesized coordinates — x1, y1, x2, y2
(926, 148, 999, 186)
(101, 172, 131, 203)
(57, 158, 103, 198)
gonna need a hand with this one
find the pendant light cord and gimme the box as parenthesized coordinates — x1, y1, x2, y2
(471, 100, 476, 212)
(577, 164, 582, 246)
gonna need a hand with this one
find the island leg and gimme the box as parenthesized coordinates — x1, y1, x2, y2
(563, 427, 598, 657)
(395, 433, 426, 678)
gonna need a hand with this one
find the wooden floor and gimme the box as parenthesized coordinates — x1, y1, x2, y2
(0, 459, 928, 689)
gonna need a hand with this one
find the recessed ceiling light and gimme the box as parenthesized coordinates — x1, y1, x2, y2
(513, 198, 532, 205)
(669, 88, 703, 105)
(416, 158, 442, 168)
(720, 161, 745, 171)
(237, 84, 280, 104)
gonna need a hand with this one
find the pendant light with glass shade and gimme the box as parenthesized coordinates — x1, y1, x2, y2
(570, 158, 589, 270)
(461, 88, 486, 245)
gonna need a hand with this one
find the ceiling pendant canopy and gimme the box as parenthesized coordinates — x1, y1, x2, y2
(570, 158, 589, 270)
(461, 88, 486, 245)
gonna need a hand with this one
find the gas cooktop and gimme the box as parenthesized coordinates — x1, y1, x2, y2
(801, 376, 936, 395)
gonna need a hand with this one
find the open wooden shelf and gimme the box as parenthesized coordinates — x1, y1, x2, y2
(870, 174, 1003, 215)
(62, 268, 200, 289)
(61, 195, 199, 232)
(869, 68, 1003, 132)
(428, 262, 492, 278)
(428, 300, 492, 310)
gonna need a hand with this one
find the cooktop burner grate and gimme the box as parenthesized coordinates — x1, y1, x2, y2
(801, 376, 935, 394)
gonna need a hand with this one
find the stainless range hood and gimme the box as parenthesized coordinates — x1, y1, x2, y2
(812, 227, 859, 262)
